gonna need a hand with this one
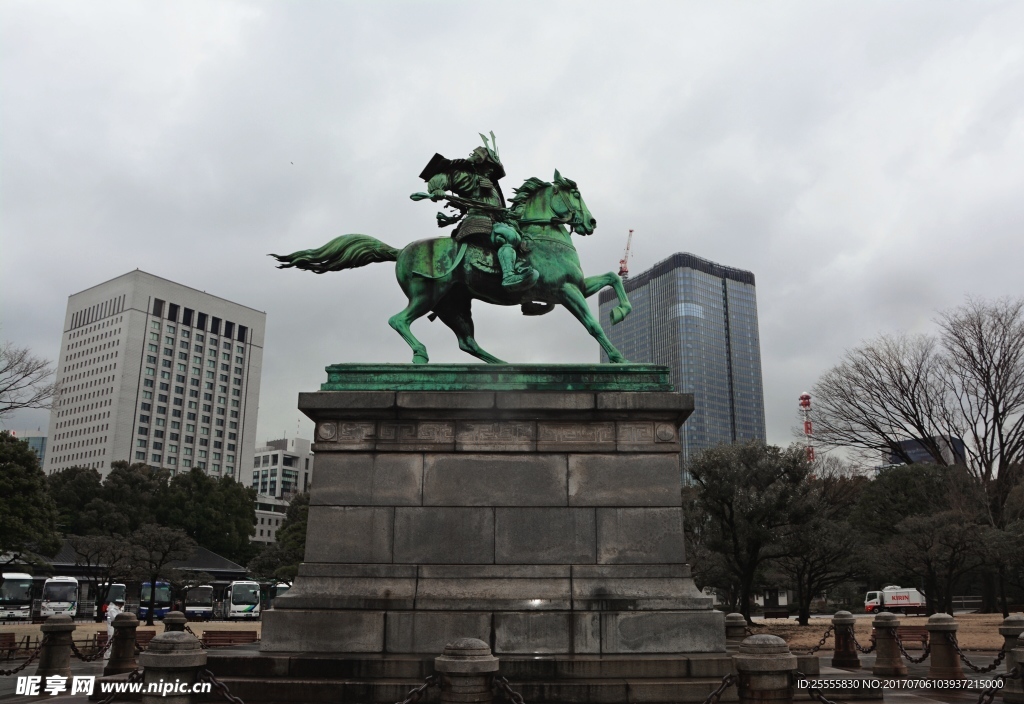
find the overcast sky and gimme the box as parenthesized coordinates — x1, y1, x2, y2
(2, 1, 1023, 451)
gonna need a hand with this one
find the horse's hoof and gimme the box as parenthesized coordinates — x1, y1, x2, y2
(412, 353, 429, 365)
(610, 308, 625, 325)
(608, 355, 627, 364)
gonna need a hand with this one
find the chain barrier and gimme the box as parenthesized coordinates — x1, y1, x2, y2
(794, 625, 834, 655)
(70, 639, 107, 663)
(94, 668, 144, 704)
(794, 669, 840, 704)
(394, 674, 438, 704)
(975, 665, 1021, 704)
(946, 633, 1006, 674)
(0, 635, 48, 677)
(744, 627, 755, 637)
(201, 669, 247, 704)
(894, 632, 930, 664)
(493, 675, 527, 704)
(849, 626, 876, 654)
(699, 673, 736, 704)
(184, 625, 208, 648)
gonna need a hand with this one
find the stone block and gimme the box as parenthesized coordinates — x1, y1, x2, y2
(392, 508, 494, 564)
(596, 508, 685, 564)
(687, 654, 737, 677)
(376, 420, 455, 451)
(310, 453, 423, 506)
(536, 422, 616, 452)
(300, 391, 396, 411)
(572, 578, 712, 611)
(384, 612, 491, 653)
(313, 421, 377, 451)
(418, 565, 569, 579)
(422, 454, 567, 506)
(297, 563, 417, 578)
(415, 578, 571, 610)
(495, 508, 596, 564)
(553, 655, 690, 678)
(568, 455, 681, 506)
(616, 421, 681, 452)
(260, 610, 384, 653)
(396, 391, 495, 409)
(574, 613, 602, 654)
(571, 565, 690, 579)
(595, 392, 694, 412)
(496, 392, 595, 410)
(276, 576, 416, 610)
(304, 506, 394, 563)
(495, 612, 573, 654)
(517, 680, 628, 704)
(627, 679, 738, 703)
(602, 611, 726, 653)
(456, 421, 536, 452)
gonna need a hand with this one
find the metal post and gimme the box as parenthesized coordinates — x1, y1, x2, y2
(734, 634, 797, 704)
(435, 638, 499, 704)
(831, 611, 860, 669)
(1000, 615, 1024, 704)
(871, 612, 907, 677)
(725, 613, 748, 643)
(138, 631, 208, 704)
(34, 615, 75, 680)
(104, 611, 140, 676)
(163, 611, 187, 632)
(927, 613, 964, 680)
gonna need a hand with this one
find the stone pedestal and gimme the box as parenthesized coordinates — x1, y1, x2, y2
(35, 615, 75, 680)
(871, 613, 907, 677)
(1000, 615, 1024, 704)
(831, 611, 860, 669)
(927, 614, 964, 681)
(262, 366, 723, 657)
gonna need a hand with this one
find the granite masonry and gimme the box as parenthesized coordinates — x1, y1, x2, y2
(261, 376, 725, 657)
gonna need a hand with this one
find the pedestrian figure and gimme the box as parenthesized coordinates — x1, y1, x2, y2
(104, 597, 124, 659)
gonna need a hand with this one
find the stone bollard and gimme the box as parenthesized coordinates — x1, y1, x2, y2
(104, 611, 140, 676)
(871, 612, 907, 677)
(138, 631, 207, 704)
(725, 613, 748, 642)
(831, 611, 860, 669)
(734, 634, 797, 704)
(434, 638, 499, 704)
(999, 615, 1024, 704)
(34, 614, 75, 680)
(926, 613, 964, 680)
(163, 611, 187, 632)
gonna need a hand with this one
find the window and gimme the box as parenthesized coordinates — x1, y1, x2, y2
(163, 347, 173, 356)
(139, 414, 150, 424)
(151, 321, 161, 330)
(180, 341, 188, 349)
(135, 451, 146, 460)
(176, 374, 185, 383)
(149, 332, 159, 341)
(152, 454, 161, 462)
(188, 401, 197, 409)
(160, 371, 170, 380)
(141, 403, 152, 411)
(144, 378, 154, 388)
(187, 412, 197, 421)
(148, 344, 158, 353)
(174, 386, 184, 394)
(137, 439, 147, 447)
(143, 391, 153, 400)
(147, 355, 157, 364)
(158, 394, 168, 403)
(186, 424, 195, 432)
(153, 442, 163, 451)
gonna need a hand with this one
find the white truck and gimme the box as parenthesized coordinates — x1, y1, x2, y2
(864, 585, 926, 614)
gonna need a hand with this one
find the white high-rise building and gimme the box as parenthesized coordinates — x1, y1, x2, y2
(45, 270, 266, 480)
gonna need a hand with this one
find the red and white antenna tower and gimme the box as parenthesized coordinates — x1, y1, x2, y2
(799, 392, 815, 463)
(618, 229, 634, 279)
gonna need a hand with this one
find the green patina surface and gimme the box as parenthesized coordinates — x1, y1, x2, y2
(322, 364, 673, 392)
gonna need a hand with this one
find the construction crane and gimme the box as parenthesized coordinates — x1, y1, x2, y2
(618, 229, 634, 279)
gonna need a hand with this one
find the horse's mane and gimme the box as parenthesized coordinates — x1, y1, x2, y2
(508, 177, 550, 212)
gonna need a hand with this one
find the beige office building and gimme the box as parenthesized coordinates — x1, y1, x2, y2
(45, 270, 266, 481)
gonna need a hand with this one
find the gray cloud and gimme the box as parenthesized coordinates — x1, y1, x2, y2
(2, 1, 1023, 452)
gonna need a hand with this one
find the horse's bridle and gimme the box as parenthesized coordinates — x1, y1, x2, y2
(516, 187, 585, 232)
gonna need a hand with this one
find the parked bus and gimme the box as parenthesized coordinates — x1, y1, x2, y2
(225, 581, 261, 620)
(96, 583, 127, 619)
(184, 585, 214, 621)
(0, 573, 34, 620)
(138, 581, 172, 620)
(41, 576, 79, 618)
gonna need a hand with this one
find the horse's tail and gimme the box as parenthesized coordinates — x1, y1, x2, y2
(270, 234, 400, 274)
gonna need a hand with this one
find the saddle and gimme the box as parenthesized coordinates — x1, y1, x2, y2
(466, 245, 499, 274)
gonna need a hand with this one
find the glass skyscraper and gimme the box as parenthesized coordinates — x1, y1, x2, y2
(598, 252, 766, 469)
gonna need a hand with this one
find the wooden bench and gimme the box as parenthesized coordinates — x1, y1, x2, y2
(871, 625, 929, 648)
(93, 630, 158, 652)
(763, 609, 791, 619)
(0, 633, 16, 661)
(201, 630, 259, 648)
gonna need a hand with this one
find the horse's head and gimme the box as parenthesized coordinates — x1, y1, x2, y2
(551, 170, 596, 235)
(510, 172, 597, 236)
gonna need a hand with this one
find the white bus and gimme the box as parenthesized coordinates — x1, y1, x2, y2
(0, 573, 34, 620)
(225, 581, 261, 620)
(184, 585, 214, 621)
(41, 576, 79, 618)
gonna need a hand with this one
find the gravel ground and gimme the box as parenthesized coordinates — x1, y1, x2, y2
(755, 613, 1013, 650)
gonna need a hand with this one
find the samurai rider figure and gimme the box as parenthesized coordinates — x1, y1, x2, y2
(411, 132, 539, 293)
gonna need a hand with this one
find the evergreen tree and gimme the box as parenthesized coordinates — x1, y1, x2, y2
(0, 431, 61, 562)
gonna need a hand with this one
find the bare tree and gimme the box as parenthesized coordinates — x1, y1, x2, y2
(130, 525, 196, 626)
(812, 296, 1024, 613)
(68, 535, 134, 622)
(0, 342, 56, 420)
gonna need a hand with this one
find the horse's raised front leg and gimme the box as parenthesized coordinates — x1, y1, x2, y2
(557, 284, 628, 363)
(582, 272, 632, 325)
(388, 287, 436, 364)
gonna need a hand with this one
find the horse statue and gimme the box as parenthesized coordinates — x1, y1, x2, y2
(271, 171, 633, 364)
